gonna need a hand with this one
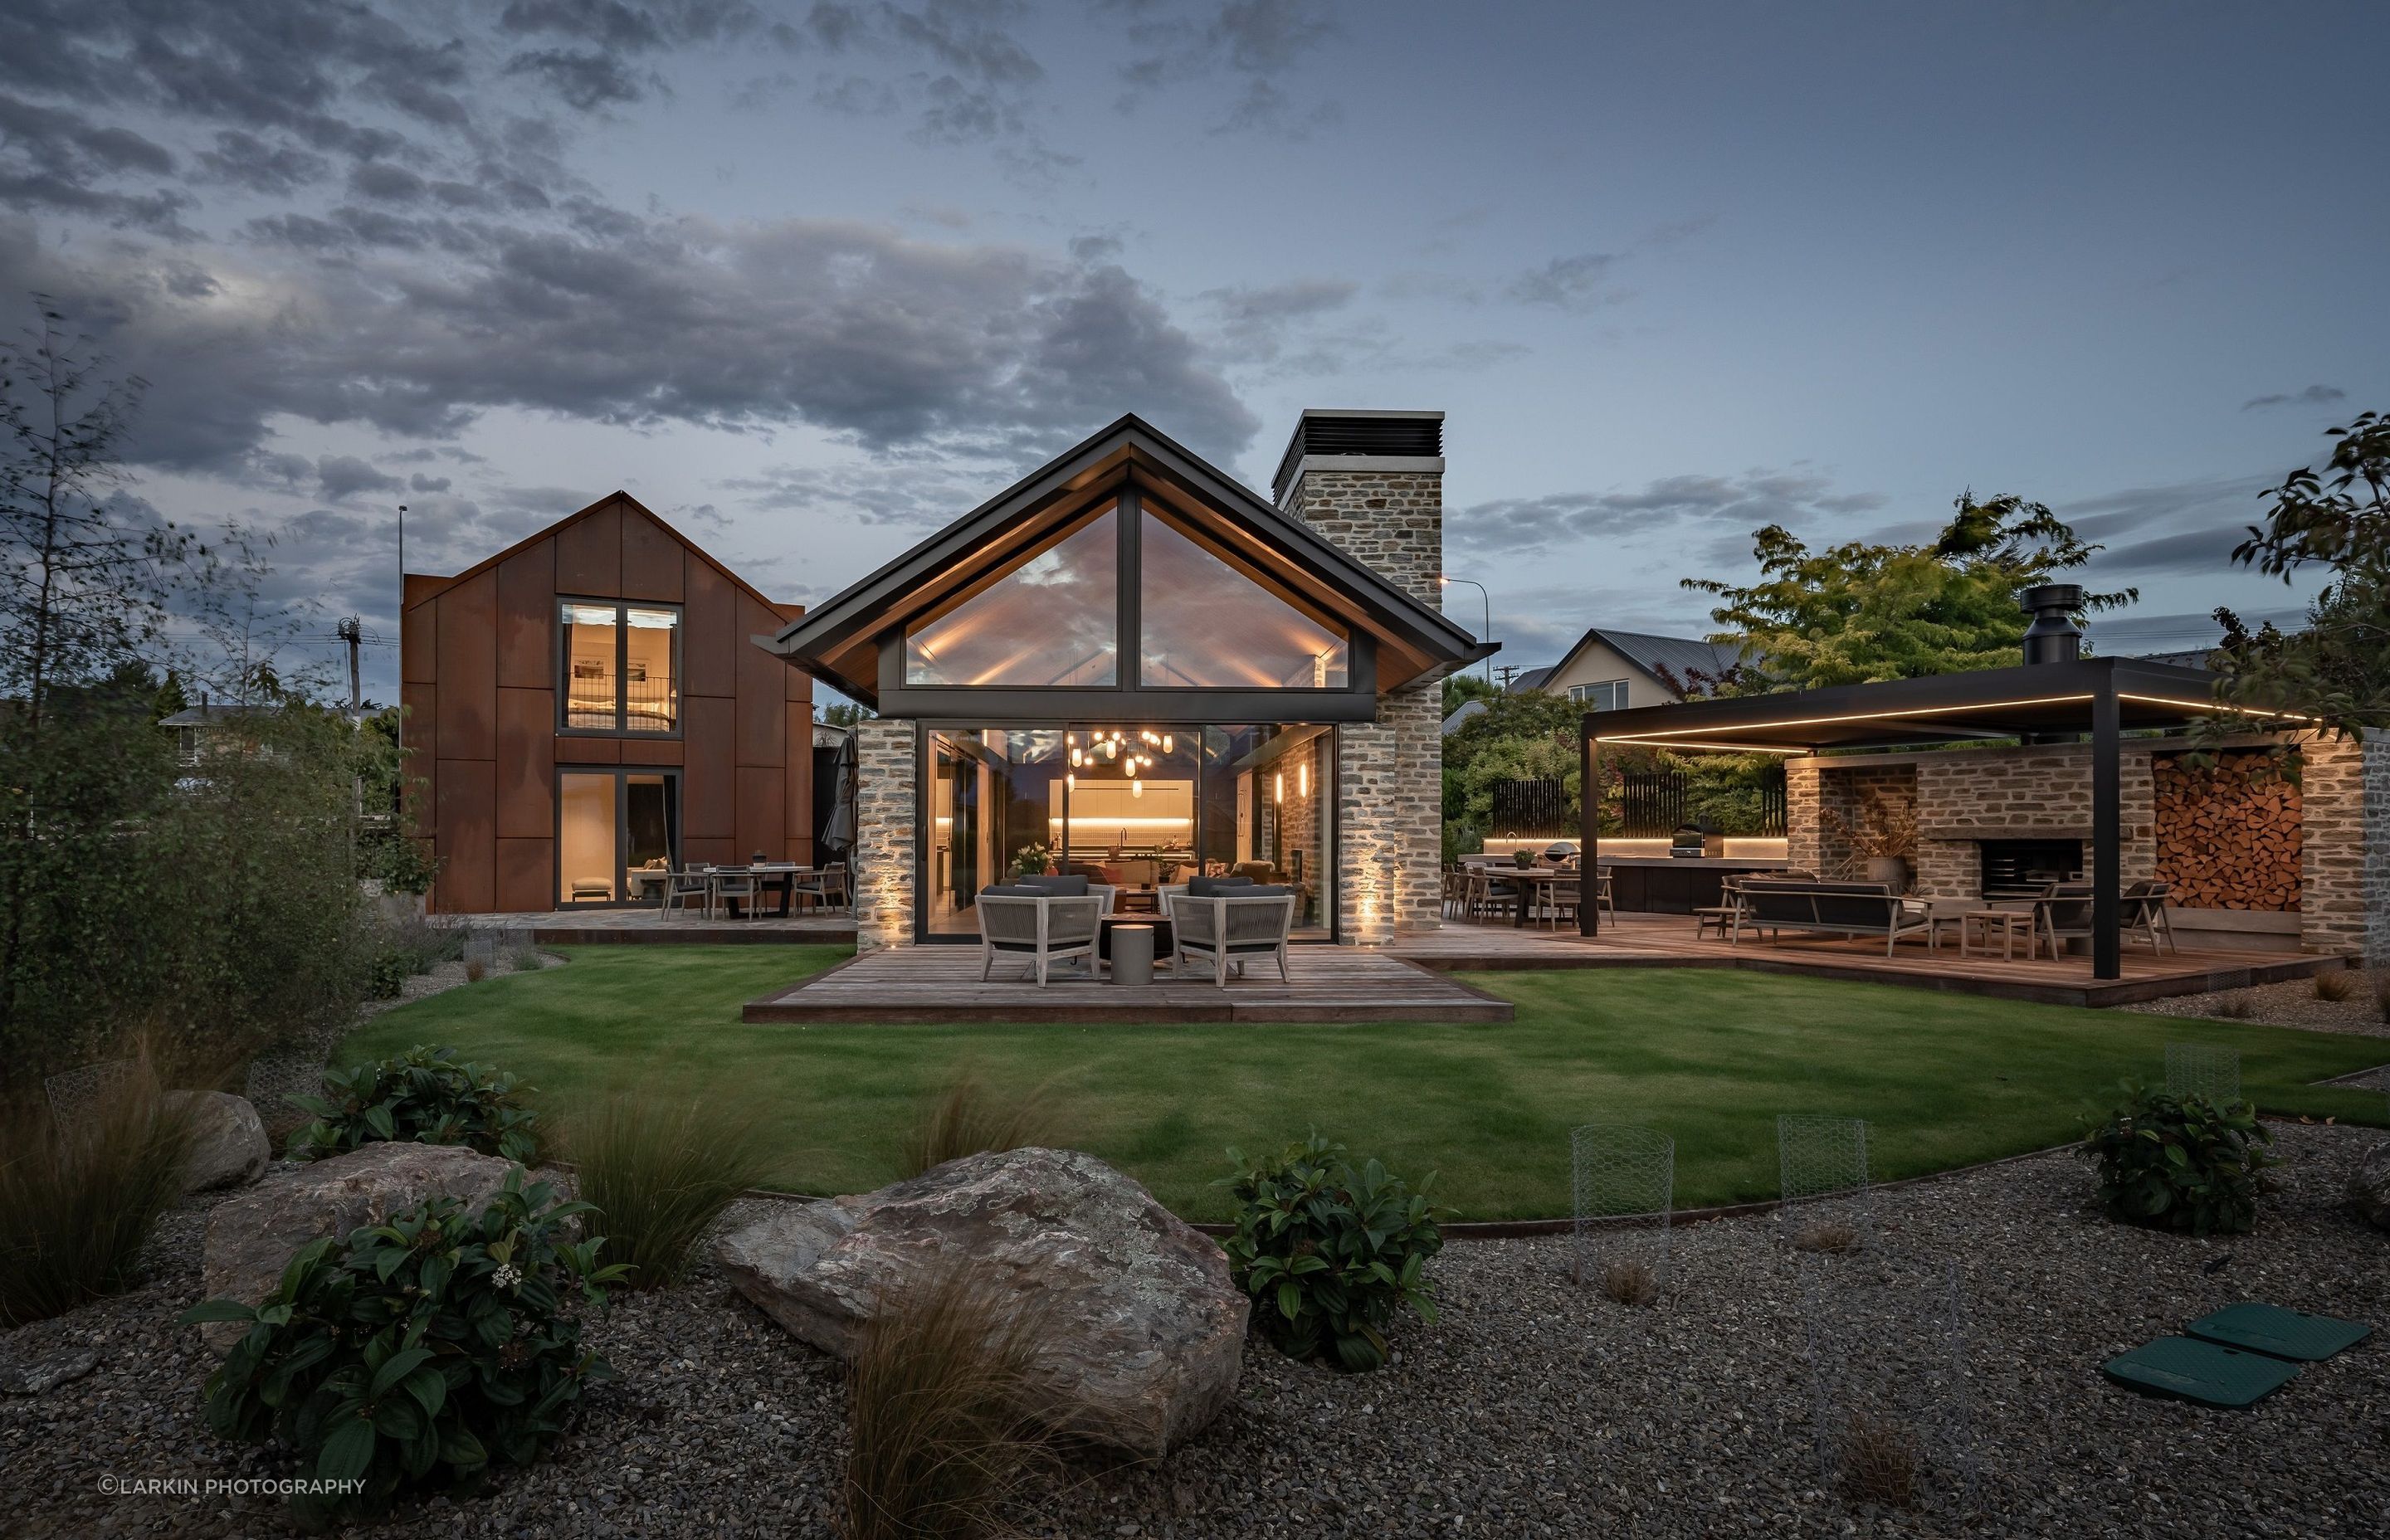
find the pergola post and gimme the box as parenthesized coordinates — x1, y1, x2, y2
(2091, 680, 2121, 979)
(1581, 726, 1600, 936)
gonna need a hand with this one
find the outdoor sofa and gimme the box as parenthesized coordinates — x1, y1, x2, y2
(1729, 879, 1933, 955)
(1172, 886, 1298, 986)
(974, 886, 1105, 986)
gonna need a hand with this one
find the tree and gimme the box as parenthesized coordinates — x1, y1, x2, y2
(2212, 412, 2390, 738)
(1441, 672, 1497, 719)
(1685, 493, 2135, 691)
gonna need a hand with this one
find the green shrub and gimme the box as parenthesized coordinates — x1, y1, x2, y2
(181, 1171, 628, 1528)
(286, 1045, 539, 1163)
(0, 1058, 198, 1325)
(564, 1089, 773, 1289)
(1218, 1133, 1448, 1372)
(2078, 1081, 2275, 1236)
(367, 950, 411, 1000)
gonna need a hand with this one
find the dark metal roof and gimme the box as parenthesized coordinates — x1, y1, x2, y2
(159, 704, 281, 728)
(1544, 626, 1749, 697)
(1584, 656, 2258, 753)
(768, 413, 1487, 706)
(1270, 408, 1443, 503)
(1506, 665, 1554, 694)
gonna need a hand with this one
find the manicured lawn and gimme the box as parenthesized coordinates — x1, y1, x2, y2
(340, 947, 2390, 1221)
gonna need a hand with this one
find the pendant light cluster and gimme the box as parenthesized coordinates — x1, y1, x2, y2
(1063, 728, 1178, 797)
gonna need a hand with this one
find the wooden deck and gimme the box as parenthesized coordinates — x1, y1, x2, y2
(455, 910, 856, 946)
(1388, 912, 2340, 1007)
(743, 944, 1514, 1025)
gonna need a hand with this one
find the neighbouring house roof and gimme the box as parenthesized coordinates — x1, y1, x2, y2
(159, 704, 280, 729)
(1505, 666, 1554, 694)
(766, 413, 1492, 705)
(2135, 647, 2220, 669)
(1441, 698, 1488, 734)
(1545, 626, 1748, 699)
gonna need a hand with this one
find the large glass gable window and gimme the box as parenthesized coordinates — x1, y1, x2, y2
(1140, 510, 1348, 689)
(905, 504, 1119, 686)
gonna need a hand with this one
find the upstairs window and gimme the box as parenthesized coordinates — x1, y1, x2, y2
(1568, 679, 1630, 712)
(561, 601, 680, 733)
(905, 504, 1119, 687)
(1139, 510, 1348, 688)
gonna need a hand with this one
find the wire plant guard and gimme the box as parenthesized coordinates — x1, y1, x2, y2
(43, 1060, 139, 1131)
(2165, 1042, 2241, 1104)
(1568, 1123, 1675, 1304)
(1778, 1114, 1872, 1255)
(1802, 1247, 1978, 1514)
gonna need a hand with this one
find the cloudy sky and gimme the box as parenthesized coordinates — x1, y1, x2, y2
(6, 0, 2384, 703)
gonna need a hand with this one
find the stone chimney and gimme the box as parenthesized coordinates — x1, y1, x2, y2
(1274, 409, 1446, 938)
(1272, 409, 1446, 607)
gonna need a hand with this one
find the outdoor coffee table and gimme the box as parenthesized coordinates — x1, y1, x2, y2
(1105, 922, 1158, 987)
(1959, 909, 2037, 961)
(1100, 915, 1173, 969)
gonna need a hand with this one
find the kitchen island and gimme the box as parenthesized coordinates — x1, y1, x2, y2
(1598, 856, 1790, 915)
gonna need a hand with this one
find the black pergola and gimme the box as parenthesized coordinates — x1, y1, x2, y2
(1577, 656, 2287, 978)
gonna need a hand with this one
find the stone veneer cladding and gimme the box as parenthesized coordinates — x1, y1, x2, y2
(1284, 465, 1445, 937)
(1791, 731, 2383, 955)
(852, 716, 917, 952)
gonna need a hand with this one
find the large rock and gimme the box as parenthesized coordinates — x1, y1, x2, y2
(168, 1091, 270, 1192)
(715, 1148, 1247, 1460)
(2350, 1143, 2390, 1231)
(198, 1143, 521, 1350)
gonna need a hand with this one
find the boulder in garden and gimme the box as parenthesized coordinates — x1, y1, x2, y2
(715, 1147, 1247, 1460)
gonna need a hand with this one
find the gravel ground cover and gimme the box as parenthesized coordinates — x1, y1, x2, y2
(2123, 971, 2390, 1038)
(6, 1126, 2387, 1539)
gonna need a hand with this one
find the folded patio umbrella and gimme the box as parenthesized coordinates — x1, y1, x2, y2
(822, 730, 857, 854)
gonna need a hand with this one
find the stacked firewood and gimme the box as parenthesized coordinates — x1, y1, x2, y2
(2152, 753, 2302, 910)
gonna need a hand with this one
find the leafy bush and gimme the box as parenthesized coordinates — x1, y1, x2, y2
(896, 1070, 1055, 1181)
(0, 1055, 198, 1325)
(564, 1089, 773, 1289)
(844, 1260, 1056, 1540)
(1218, 1133, 1448, 1372)
(2079, 1082, 2275, 1236)
(181, 1171, 627, 1528)
(367, 950, 412, 1000)
(286, 1045, 539, 1163)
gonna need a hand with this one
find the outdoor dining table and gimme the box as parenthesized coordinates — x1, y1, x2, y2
(666, 863, 812, 918)
(1505, 865, 1578, 928)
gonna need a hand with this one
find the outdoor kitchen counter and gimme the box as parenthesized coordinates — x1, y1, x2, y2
(1595, 857, 1790, 915)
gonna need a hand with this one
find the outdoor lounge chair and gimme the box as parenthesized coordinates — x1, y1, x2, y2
(975, 889, 1102, 986)
(2122, 880, 2177, 954)
(1173, 889, 1297, 986)
(1158, 873, 1252, 919)
(1012, 872, 1117, 914)
(1730, 879, 1934, 955)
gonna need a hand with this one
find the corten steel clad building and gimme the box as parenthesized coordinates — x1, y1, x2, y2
(400, 492, 814, 914)
(766, 411, 1493, 950)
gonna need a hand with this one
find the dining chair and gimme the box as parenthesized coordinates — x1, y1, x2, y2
(662, 868, 714, 920)
(712, 868, 761, 920)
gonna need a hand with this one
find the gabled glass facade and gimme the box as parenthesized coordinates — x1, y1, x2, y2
(903, 504, 1119, 687)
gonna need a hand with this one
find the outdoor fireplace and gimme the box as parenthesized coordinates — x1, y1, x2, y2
(1979, 838, 2082, 901)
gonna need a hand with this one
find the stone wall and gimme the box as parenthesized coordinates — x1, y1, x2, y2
(852, 717, 916, 952)
(2366, 729, 2390, 962)
(2300, 733, 2368, 956)
(1286, 465, 1445, 936)
(1789, 733, 2385, 954)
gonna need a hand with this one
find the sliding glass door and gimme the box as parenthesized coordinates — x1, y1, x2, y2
(557, 768, 679, 906)
(919, 724, 1333, 940)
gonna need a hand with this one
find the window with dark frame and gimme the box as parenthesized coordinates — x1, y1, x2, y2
(1568, 679, 1630, 712)
(558, 600, 681, 733)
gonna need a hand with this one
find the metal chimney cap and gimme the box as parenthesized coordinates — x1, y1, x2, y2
(2018, 582, 2084, 614)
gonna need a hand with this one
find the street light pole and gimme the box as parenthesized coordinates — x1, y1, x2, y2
(1438, 574, 1494, 685)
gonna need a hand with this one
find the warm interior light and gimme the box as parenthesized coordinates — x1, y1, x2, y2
(1065, 772, 1075, 790)
(1131, 778, 1143, 798)
(1066, 733, 1076, 746)
(1275, 772, 1285, 805)
(1162, 733, 1173, 753)
(1069, 746, 1082, 767)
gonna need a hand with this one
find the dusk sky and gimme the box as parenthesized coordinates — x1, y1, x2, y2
(5, 0, 2383, 704)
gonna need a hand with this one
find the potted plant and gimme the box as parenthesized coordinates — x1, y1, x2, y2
(1821, 787, 1919, 890)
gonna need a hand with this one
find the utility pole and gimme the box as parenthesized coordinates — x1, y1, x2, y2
(1494, 663, 1524, 690)
(393, 505, 407, 758)
(338, 616, 362, 718)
